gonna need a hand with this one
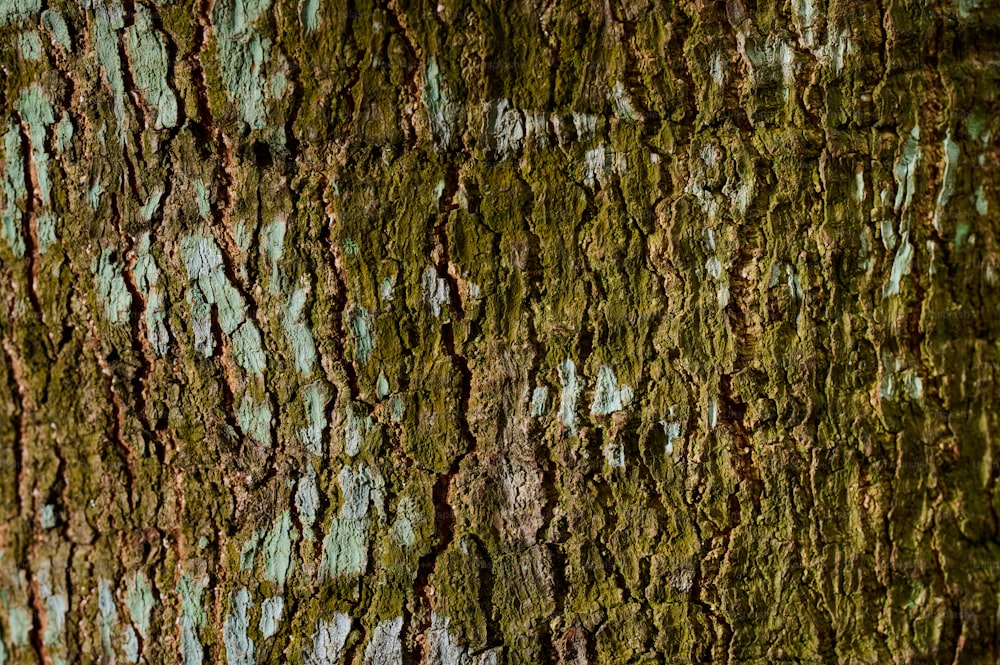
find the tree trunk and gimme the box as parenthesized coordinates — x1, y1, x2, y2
(0, 0, 998, 662)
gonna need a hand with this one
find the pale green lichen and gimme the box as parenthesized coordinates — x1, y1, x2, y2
(391, 495, 421, 548)
(485, 100, 523, 160)
(661, 414, 682, 456)
(955, 222, 970, 249)
(240, 529, 262, 569)
(223, 587, 255, 665)
(893, 126, 921, 212)
(421, 267, 450, 317)
(237, 395, 272, 446)
(94, 3, 127, 143)
(0, 0, 41, 26)
(124, 625, 139, 662)
(177, 574, 206, 665)
(16, 85, 55, 206)
(609, 81, 638, 120)
(17, 30, 42, 60)
(297, 382, 327, 456)
(299, 0, 319, 32)
(557, 359, 581, 433)
(93, 248, 132, 325)
(39, 503, 57, 529)
(262, 510, 295, 584)
(194, 180, 211, 219)
(591, 365, 633, 416)
(933, 131, 960, 231)
(42, 593, 66, 647)
(295, 464, 320, 539)
(348, 305, 374, 365)
(259, 596, 283, 639)
(344, 408, 373, 457)
(135, 232, 170, 355)
(2, 123, 26, 258)
(320, 465, 380, 579)
(883, 231, 913, 297)
(124, 571, 155, 643)
(530, 386, 548, 417)
(283, 286, 317, 375)
(975, 184, 988, 216)
(379, 276, 394, 301)
(423, 57, 459, 150)
(320, 517, 369, 579)
(603, 439, 625, 468)
(6, 606, 29, 647)
(305, 613, 351, 664)
(182, 232, 266, 373)
(269, 72, 287, 98)
(42, 9, 70, 50)
(213, 0, 272, 130)
(263, 217, 285, 293)
(390, 395, 405, 422)
(36, 214, 56, 254)
(97, 578, 118, 655)
(125, 5, 179, 129)
(87, 181, 104, 210)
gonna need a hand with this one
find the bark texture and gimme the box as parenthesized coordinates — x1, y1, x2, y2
(0, 0, 999, 663)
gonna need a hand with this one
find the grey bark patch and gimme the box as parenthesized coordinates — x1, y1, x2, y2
(362, 617, 402, 665)
(258, 596, 283, 639)
(223, 587, 255, 665)
(304, 613, 351, 664)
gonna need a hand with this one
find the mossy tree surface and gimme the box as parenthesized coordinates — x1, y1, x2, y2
(0, 0, 998, 663)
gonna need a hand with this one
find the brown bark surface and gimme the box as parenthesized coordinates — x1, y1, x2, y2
(1, 0, 999, 663)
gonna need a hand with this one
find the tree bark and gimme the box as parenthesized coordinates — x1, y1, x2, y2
(0, 0, 998, 663)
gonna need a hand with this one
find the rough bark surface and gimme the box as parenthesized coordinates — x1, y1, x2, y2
(0, 0, 998, 663)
